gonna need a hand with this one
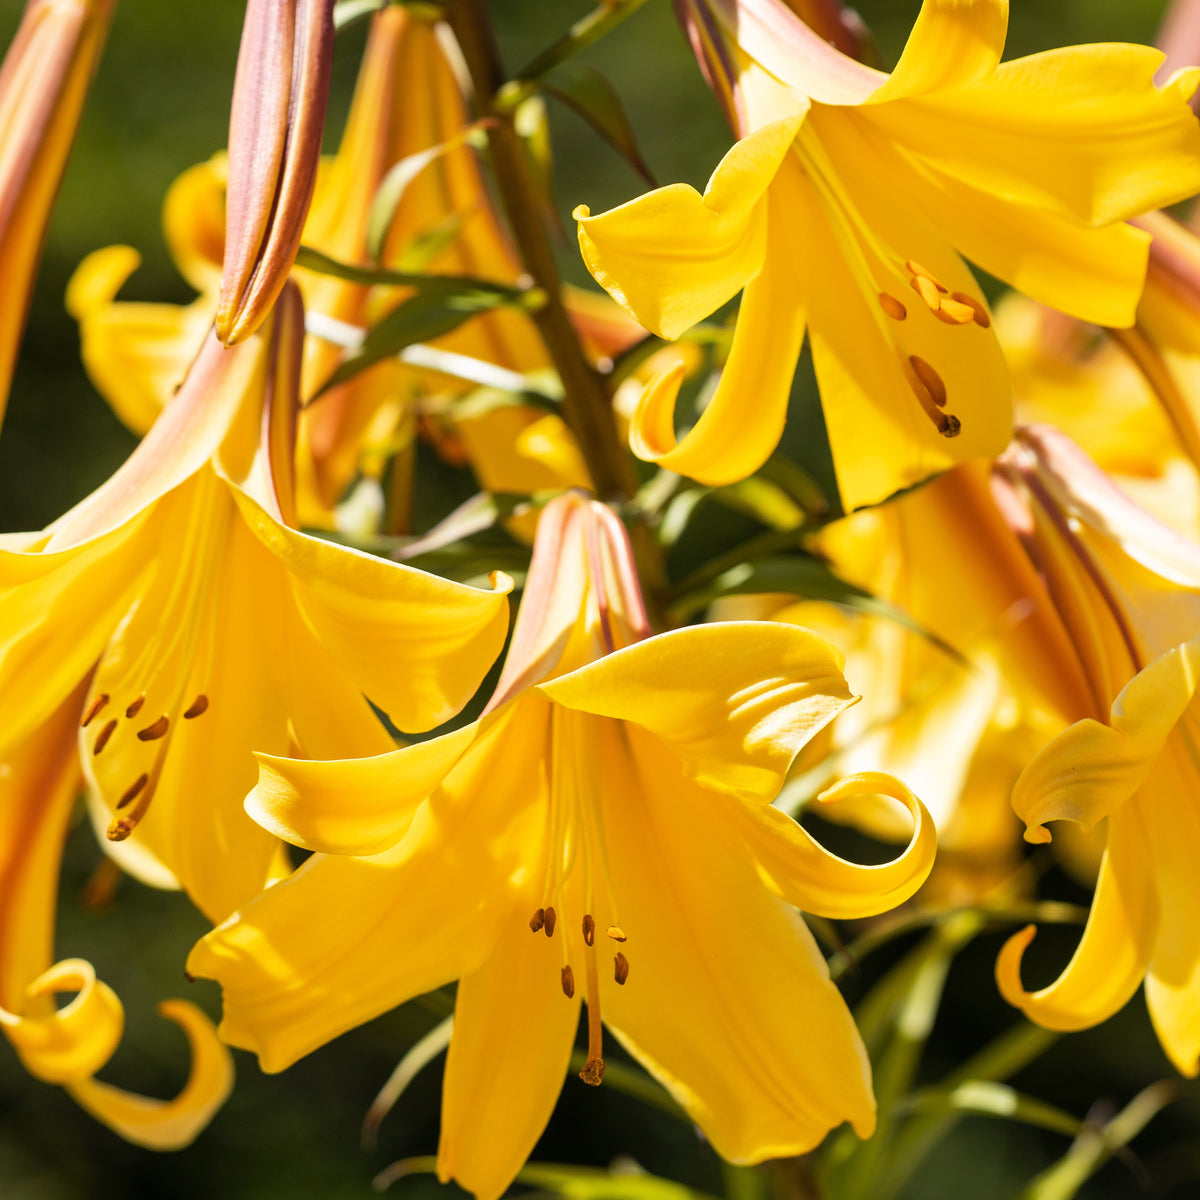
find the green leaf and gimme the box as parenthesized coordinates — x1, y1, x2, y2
(309, 277, 545, 396)
(543, 64, 655, 185)
(899, 1081, 1083, 1140)
(391, 491, 527, 562)
(514, 0, 653, 81)
(333, 0, 386, 32)
(362, 1016, 453, 1149)
(365, 124, 490, 262)
(295, 244, 533, 299)
(1012, 1081, 1178, 1200)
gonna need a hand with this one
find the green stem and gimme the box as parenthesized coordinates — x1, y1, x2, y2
(445, 0, 669, 618)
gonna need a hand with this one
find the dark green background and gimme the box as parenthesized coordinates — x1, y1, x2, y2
(0, 2, 1196, 1198)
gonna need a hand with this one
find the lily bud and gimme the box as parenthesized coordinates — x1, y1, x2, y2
(0, 0, 113, 427)
(216, 0, 334, 345)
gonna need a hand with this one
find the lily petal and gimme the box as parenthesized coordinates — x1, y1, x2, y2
(249, 723, 477, 856)
(997, 805, 1157, 1030)
(627, 173, 807, 483)
(871, 47, 1200, 229)
(190, 701, 548, 1073)
(600, 724, 875, 1160)
(866, 0, 1008, 104)
(540, 622, 855, 803)
(67, 999, 234, 1150)
(66, 245, 213, 437)
(0, 958, 123, 1084)
(574, 116, 803, 340)
(722, 772, 936, 919)
(437, 887, 579, 1200)
(1142, 739, 1200, 1076)
(1013, 638, 1200, 843)
(229, 485, 511, 732)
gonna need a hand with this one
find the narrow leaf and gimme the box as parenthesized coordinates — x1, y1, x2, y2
(543, 64, 656, 185)
(333, 0, 385, 32)
(362, 1016, 453, 1149)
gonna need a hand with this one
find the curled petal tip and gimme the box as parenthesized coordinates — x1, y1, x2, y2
(1024, 823, 1052, 845)
(487, 569, 515, 595)
(995, 924, 1039, 1007)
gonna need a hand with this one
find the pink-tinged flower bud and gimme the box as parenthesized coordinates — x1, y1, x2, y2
(216, 0, 334, 346)
(0, 0, 113, 427)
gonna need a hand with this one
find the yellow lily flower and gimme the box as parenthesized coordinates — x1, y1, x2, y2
(575, 0, 1200, 510)
(991, 424, 1200, 1075)
(190, 492, 935, 1199)
(0, 285, 511, 923)
(735, 461, 1090, 901)
(0, 0, 113, 430)
(1, 683, 233, 1148)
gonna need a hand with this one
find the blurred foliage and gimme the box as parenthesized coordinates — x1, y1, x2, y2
(2, 1, 1199, 1198)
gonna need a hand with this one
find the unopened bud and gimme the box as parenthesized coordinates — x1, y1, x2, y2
(0, 0, 114, 428)
(216, 0, 334, 344)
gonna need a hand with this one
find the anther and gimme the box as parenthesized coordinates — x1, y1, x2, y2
(909, 356, 947, 408)
(117, 773, 149, 810)
(582, 914, 595, 947)
(81, 694, 110, 728)
(579, 1059, 606, 1086)
(952, 291, 991, 328)
(906, 260, 948, 293)
(614, 952, 629, 986)
(137, 715, 170, 742)
(125, 695, 145, 719)
(93, 719, 118, 755)
(561, 965, 576, 999)
(606, 926, 627, 943)
(911, 274, 942, 311)
(183, 694, 209, 719)
(878, 292, 907, 321)
(934, 296, 976, 326)
(529, 908, 545, 933)
(543, 906, 557, 937)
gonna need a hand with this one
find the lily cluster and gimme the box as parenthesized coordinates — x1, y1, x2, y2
(7, 0, 1200, 1196)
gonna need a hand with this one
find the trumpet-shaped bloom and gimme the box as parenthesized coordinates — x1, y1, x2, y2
(0, 0, 113, 429)
(575, 0, 1200, 510)
(992, 425, 1200, 1075)
(191, 493, 935, 1200)
(746, 462, 1091, 898)
(0, 286, 510, 922)
(0, 684, 233, 1148)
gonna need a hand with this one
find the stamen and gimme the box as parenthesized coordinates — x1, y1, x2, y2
(878, 292, 907, 321)
(183, 694, 209, 719)
(910, 274, 943, 311)
(606, 926, 627, 942)
(81, 694, 110, 728)
(561, 965, 576, 999)
(952, 291, 991, 329)
(614, 952, 629, 986)
(543, 906, 557, 938)
(93, 719, 118, 755)
(582, 914, 595, 947)
(934, 296, 976, 326)
(578, 942, 605, 1087)
(137, 715, 170, 742)
(117, 773, 149, 810)
(529, 908, 546, 934)
(125, 695, 145, 719)
(908, 356, 962, 439)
